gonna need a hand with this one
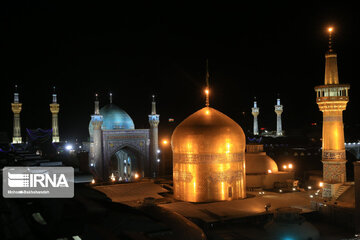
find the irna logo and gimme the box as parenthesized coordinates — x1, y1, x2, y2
(3, 167, 74, 198)
(8, 172, 69, 188)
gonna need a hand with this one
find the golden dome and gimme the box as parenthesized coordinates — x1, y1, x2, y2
(171, 107, 246, 202)
(172, 107, 246, 154)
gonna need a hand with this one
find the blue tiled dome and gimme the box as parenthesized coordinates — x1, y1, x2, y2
(89, 104, 135, 138)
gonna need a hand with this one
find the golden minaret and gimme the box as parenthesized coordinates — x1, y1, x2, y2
(11, 85, 22, 144)
(50, 86, 60, 143)
(314, 27, 350, 197)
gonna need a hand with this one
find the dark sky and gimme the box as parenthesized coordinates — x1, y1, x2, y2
(0, 2, 359, 141)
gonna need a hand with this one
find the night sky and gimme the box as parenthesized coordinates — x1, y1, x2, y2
(1, 2, 359, 141)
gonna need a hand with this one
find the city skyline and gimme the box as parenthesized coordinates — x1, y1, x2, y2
(1, 2, 359, 141)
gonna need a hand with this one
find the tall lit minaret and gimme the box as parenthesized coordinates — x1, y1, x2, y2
(251, 97, 259, 135)
(274, 97, 283, 136)
(50, 86, 60, 143)
(11, 85, 22, 144)
(90, 94, 104, 180)
(315, 27, 350, 196)
(149, 95, 160, 177)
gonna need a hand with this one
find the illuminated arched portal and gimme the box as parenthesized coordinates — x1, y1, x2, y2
(110, 147, 140, 181)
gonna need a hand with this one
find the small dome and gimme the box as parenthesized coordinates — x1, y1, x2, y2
(172, 107, 245, 154)
(89, 104, 134, 138)
(265, 208, 320, 240)
(246, 144, 278, 174)
(171, 107, 246, 202)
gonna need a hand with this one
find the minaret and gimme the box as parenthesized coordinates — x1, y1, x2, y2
(90, 94, 104, 180)
(149, 95, 160, 177)
(11, 85, 22, 144)
(314, 27, 350, 197)
(274, 97, 283, 136)
(251, 97, 259, 135)
(50, 86, 60, 143)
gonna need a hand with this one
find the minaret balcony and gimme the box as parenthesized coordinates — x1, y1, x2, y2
(316, 96, 349, 104)
(11, 103, 22, 114)
(91, 115, 104, 129)
(50, 103, 60, 113)
(315, 84, 350, 101)
(274, 105, 283, 112)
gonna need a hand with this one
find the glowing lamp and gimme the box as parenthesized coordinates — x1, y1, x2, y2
(163, 140, 168, 145)
(283, 165, 287, 170)
(268, 169, 272, 173)
(134, 173, 139, 179)
(110, 173, 116, 182)
(65, 144, 73, 151)
(288, 163, 293, 169)
(319, 181, 324, 188)
(205, 89, 209, 95)
(328, 27, 333, 32)
(91, 179, 95, 184)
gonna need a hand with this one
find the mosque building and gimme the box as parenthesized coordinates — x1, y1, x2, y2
(88, 93, 159, 182)
(314, 27, 350, 198)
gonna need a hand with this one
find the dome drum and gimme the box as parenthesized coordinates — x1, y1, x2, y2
(173, 153, 245, 202)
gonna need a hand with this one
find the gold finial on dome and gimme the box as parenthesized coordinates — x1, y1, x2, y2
(205, 88, 209, 107)
(328, 26, 334, 53)
(205, 59, 210, 107)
